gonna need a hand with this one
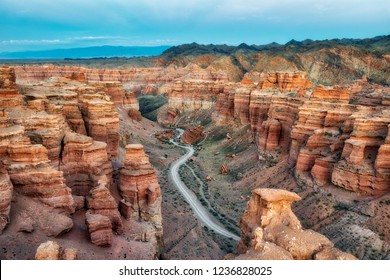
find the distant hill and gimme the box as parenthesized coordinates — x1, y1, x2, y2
(0, 45, 171, 59)
(159, 35, 390, 85)
(162, 35, 390, 57)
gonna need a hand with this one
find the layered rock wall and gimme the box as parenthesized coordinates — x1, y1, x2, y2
(60, 132, 113, 196)
(119, 144, 162, 245)
(214, 78, 390, 195)
(0, 164, 13, 234)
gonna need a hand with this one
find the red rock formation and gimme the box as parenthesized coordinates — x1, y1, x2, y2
(86, 182, 123, 234)
(85, 211, 112, 246)
(215, 90, 235, 124)
(89, 81, 139, 109)
(6, 108, 67, 164)
(0, 164, 13, 234)
(158, 108, 179, 127)
(242, 72, 312, 91)
(128, 108, 142, 121)
(60, 132, 113, 196)
(219, 164, 230, 174)
(258, 119, 282, 152)
(13, 64, 228, 86)
(24, 84, 87, 135)
(233, 87, 251, 124)
(167, 80, 220, 111)
(331, 113, 390, 195)
(248, 90, 271, 133)
(237, 188, 356, 260)
(0, 69, 74, 212)
(376, 124, 390, 178)
(0, 67, 23, 108)
(4, 143, 74, 211)
(311, 85, 350, 104)
(119, 144, 162, 243)
(18, 78, 120, 159)
(77, 89, 119, 158)
(154, 130, 175, 142)
(181, 125, 204, 144)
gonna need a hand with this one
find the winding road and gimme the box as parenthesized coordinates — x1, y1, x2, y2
(168, 129, 240, 241)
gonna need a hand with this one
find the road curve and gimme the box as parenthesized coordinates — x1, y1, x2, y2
(168, 129, 240, 241)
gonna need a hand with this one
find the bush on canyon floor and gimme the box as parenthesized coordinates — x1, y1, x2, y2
(137, 95, 168, 121)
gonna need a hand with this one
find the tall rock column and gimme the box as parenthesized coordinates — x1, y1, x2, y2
(119, 144, 162, 245)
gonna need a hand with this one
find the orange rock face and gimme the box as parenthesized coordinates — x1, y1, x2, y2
(181, 125, 204, 144)
(77, 89, 119, 158)
(89, 81, 139, 109)
(86, 182, 123, 235)
(4, 143, 74, 211)
(60, 132, 113, 196)
(331, 114, 390, 195)
(219, 164, 230, 174)
(311, 85, 350, 104)
(166, 80, 222, 111)
(119, 144, 162, 244)
(85, 211, 112, 246)
(128, 108, 142, 121)
(242, 71, 312, 90)
(237, 188, 356, 260)
(0, 164, 13, 234)
(0, 67, 23, 108)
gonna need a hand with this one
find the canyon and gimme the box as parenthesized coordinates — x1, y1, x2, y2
(0, 37, 389, 260)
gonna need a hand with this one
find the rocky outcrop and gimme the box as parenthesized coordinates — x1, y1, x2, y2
(2, 142, 74, 211)
(166, 80, 222, 111)
(257, 96, 303, 154)
(242, 71, 312, 90)
(288, 82, 390, 195)
(0, 67, 23, 108)
(119, 144, 162, 244)
(331, 113, 390, 195)
(237, 188, 356, 260)
(86, 181, 123, 234)
(0, 112, 74, 212)
(60, 132, 113, 196)
(85, 211, 113, 246)
(89, 81, 139, 109)
(128, 108, 142, 121)
(19, 78, 120, 159)
(219, 164, 230, 174)
(181, 125, 204, 144)
(0, 164, 13, 234)
(76, 88, 119, 158)
(311, 85, 350, 104)
(35, 240, 77, 260)
(154, 130, 175, 142)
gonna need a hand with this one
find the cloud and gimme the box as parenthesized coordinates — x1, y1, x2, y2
(0, 0, 388, 51)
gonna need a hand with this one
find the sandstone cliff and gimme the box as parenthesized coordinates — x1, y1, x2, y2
(0, 66, 162, 259)
(119, 144, 163, 248)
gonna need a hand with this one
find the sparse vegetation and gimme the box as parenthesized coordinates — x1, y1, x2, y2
(137, 95, 168, 121)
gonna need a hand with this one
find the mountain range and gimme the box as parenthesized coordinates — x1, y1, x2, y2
(0, 45, 171, 59)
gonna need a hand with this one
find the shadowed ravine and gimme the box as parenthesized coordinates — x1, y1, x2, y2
(168, 129, 240, 241)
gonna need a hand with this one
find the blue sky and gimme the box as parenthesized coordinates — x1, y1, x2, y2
(0, 0, 389, 52)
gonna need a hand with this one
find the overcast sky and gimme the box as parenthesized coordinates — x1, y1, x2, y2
(0, 0, 389, 52)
